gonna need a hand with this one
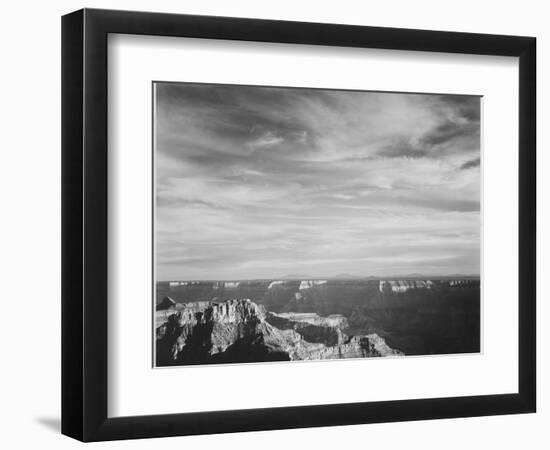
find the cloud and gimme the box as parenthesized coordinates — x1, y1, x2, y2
(460, 158, 481, 170)
(332, 193, 356, 200)
(154, 83, 480, 279)
(246, 130, 284, 149)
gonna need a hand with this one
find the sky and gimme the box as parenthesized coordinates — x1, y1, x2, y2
(154, 83, 480, 281)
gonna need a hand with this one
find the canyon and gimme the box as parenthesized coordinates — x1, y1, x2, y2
(156, 298, 402, 366)
(155, 277, 480, 362)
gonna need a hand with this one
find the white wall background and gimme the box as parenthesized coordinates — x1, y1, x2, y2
(0, 0, 546, 448)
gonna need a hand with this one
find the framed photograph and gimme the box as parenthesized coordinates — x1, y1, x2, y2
(62, 8, 536, 442)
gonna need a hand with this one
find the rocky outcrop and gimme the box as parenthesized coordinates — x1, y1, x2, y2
(156, 299, 402, 366)
(448, 279, 478, 287)
(299, 280, 327, 290)
(271, 312, 349, 329)
(156, 296, 177, 311)
(379, 280, 434, 293)
(169, 281, 200, 287)
(265, 312, 346, 346)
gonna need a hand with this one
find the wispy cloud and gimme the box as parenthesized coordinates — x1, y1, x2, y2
(460, 158, 481, 170)
(155, 83, 480, 280)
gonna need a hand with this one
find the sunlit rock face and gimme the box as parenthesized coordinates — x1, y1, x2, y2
(168, 281, 199, 288)
(299, 280, 327, 290)
(211, 281, 241, 289)
(155, 299, 402, 366)
(379, 280, 434, 293)
(271, 312, 349, 329)
(448, 279, 477, 287)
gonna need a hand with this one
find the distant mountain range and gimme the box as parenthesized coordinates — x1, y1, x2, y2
(159, 274, 480, 283)
(268, 274, 479, 281)
(279, 273, 361, 279)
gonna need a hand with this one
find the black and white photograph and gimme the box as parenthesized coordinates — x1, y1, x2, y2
(153, 82, 481, 367)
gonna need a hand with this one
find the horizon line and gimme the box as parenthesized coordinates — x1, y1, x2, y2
(157, 274, 481, 282)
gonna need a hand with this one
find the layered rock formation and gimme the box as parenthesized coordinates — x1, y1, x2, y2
(379, 280, 434, 293)
(156, 299, 402, 366)
(299, 280, 327, 290)
(448, 279, 479, 287)
(271, 312, 349, 329)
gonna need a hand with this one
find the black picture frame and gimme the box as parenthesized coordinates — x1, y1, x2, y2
(61, 8, 536, 442)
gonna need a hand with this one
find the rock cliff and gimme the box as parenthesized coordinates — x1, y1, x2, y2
(156, 299, 402, 366)
(156, 296, 177, 311)
(379, 280, 434, 293)
(271, 312, 349, 329)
